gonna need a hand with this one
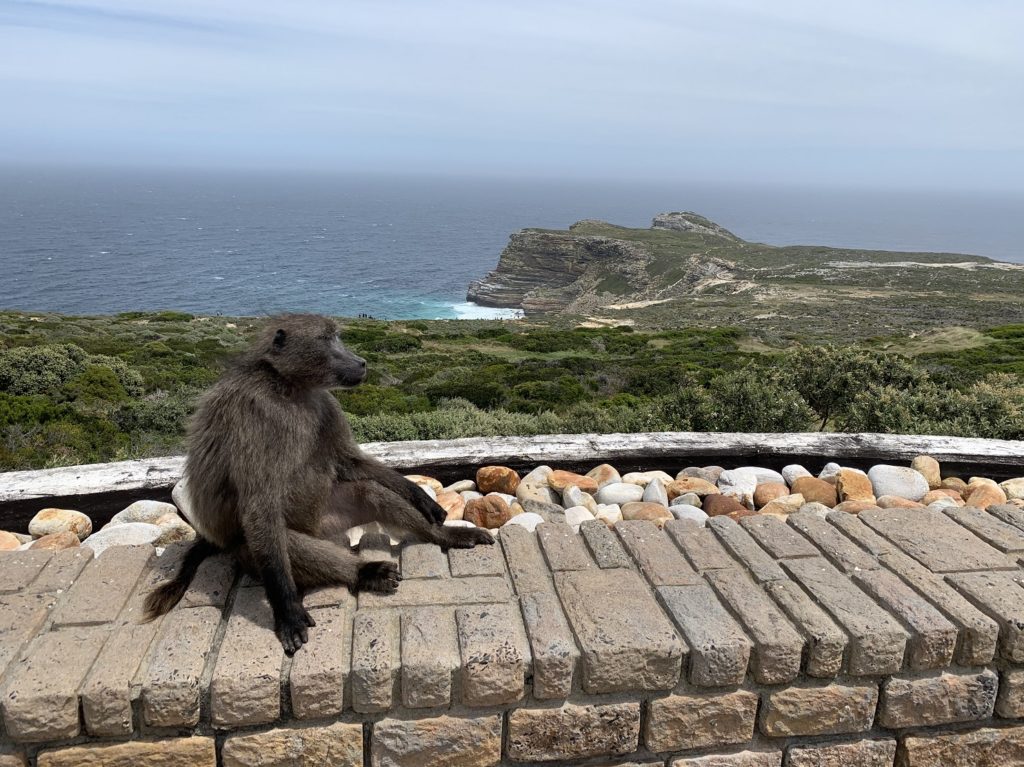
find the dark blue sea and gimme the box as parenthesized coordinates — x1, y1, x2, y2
(2, 167, 1022, 319)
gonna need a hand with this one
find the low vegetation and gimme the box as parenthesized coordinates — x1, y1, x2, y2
(1, 310, 1023, 470)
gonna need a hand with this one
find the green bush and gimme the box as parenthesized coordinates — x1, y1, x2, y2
(0, 344, 89, 395)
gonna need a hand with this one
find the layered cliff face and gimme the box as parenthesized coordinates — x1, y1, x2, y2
(466, 211, 1024, 321)
(466, 212, 744, 313)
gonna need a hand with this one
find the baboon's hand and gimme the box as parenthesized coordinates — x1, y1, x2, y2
(356, 560, 402, 594)
(275, 601, 316, 656)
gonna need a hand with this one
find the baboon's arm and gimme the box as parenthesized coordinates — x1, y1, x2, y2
(340, 456, 448, 525)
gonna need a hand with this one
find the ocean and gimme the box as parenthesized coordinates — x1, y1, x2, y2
(2, 167, 1022, 320)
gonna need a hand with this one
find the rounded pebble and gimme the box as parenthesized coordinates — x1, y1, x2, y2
(29, 508, 93, 541)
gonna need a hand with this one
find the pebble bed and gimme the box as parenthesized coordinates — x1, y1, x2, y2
(4, 455, 1023, 554)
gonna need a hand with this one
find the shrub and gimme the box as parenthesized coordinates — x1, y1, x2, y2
(0, 344, 88, 395)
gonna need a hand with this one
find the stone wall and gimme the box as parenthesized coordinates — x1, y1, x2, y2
(5, 504, 1024, 765)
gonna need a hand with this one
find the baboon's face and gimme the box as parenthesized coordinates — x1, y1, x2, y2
(264, 315, 367, 389)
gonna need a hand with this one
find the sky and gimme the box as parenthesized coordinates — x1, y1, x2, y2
(1, 0, 1022, 190)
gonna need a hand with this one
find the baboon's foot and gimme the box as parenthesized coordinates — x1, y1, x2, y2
(356, 560, 402, 594)
(439, 526, 494, 550)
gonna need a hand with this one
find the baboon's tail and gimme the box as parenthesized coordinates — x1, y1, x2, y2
(143, 537, 219, 621)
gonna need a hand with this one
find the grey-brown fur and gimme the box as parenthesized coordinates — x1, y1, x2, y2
(144, 313, 492, 654)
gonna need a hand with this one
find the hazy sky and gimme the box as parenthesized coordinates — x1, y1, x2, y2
(1, 0, 1022, 189)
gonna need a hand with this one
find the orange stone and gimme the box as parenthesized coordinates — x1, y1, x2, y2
(548, 470, 598, 494)
(876, 495, 925, 509)
(0, 531, 20, 551)
(922, 489, 963, 506)
(667, 477, 719, 500)
(791, 477, 838, 508)
(965, 484, 1008, 510)
(475, 466, 520, 495)
(620, 502, 673, 528)
(463, 496, 512, 529)
(753, 482, 790, 509)
(833, 500, 879, 514)
(836, 469, 876, 504)
(436, 490, 465, 521)
(703, 494, 747, 517)
(29, 531, 80, 551)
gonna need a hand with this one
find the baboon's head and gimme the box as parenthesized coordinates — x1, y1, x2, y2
(258, 314, 366, 389)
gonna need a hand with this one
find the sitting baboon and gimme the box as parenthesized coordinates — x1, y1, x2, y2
(145, 313, 493, 654)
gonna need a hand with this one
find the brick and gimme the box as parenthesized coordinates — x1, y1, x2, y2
(401, 606, 459, 708)
(457, 603, 528, 706)
(658, 583, 751, 686)
(880, 669, 998, 728)
(666, 519, 738, 572)
(944, 506, 1024, 553)
(180, 551, 236, 608)
(26, 547, 93, 594)
(0, 592, 59, 678)
(36, 737, 216, 767)
(859, 507, 1011, 573)
(785, 739, 896, 767)
(0, 746, 25, 767)
(709, 516, 787, 582)
(579, 519, 633, 569)
(740, 515, 819, 559)
(783, 557, 908, 675)
(371, 714, 501, 767)
(401, 543, 449, 578)
(874, 548, 998, 666)
(1, 624, 109, 741)
(351, 609, 399, 712)
(671, 753, 782, 767)
(765, 580, 846, 677)
(223, 722, 362, 767)
(853, 568, 957, 669)
(537, 522, 593, 570)
(50, 545, 152, 627)
(303, 583, 356, 609)
(499, 524, 553, 595)
(705, 569, 803, 684)
(555, 568, 684, 692)
(898, 725, 1024, 766)
(788, 510, 879, 573)
(358, 575, 511, 609)
(210, 587, 282, 728)
(761, 682, 879, 737)
(82, 618, 162, 736)
(616, 520, 701, 586)
(827, 511, 896, 556)
(997, 669, 1024, 718)
(645, 690, 758, 753)
(141, 605, 222, 727)
(507, 702, 640, 762)
(988, 503, 1024, 532)
(450, 544, 507, 577)
(289, 604, 351, 719)
(947, 570, 1024, 661)
(0, 550, 52, 593)
(519, 590, 579, 699)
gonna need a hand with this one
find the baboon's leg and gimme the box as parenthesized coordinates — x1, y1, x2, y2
(328, 481, 493, 549)
(239, 529, 402, 596)
(284, 529, 401, 594)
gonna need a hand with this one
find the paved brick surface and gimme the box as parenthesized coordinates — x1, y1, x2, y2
(860, 507, 1013, 573)
(555, 568, 684, 692)
(658, 582, 751, 686)
(705, 568, 803, 684)
(783, 557, 908, 675)
(10, 481, 1024, 760)
(288, 604, 352, 719)
(1, 624, 110, 742)
(616, 520, 701, 586)
(209, 587, 283, 728)
(140, 605, 222, 727)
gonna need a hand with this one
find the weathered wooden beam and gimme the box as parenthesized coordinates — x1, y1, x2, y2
(2, 432, 1021, 507)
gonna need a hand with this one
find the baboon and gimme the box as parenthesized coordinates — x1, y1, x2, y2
(144, 313, 493, 654)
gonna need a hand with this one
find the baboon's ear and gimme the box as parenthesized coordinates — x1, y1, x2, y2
(273, 329, 287, 349)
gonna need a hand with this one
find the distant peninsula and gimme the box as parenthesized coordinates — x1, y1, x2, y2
(466, 212, 1024, 339)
